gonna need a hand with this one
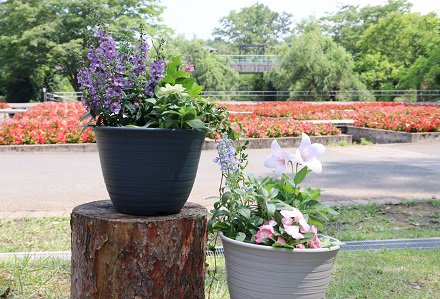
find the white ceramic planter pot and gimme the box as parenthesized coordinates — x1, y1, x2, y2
(220, 233, 340, 299)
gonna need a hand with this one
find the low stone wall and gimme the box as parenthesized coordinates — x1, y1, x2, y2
(346, 126, 440, 143)
(203, 134, 352, 150)
(0, 135, 352, 152)
(0, 143, 98, 152)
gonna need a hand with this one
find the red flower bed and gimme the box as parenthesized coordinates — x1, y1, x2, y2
(0, 102, 94, 145)
(220, 101, 440, 133)
(354, 106, 440, 132)
(231, 115, 341, 138)
(1, 101, 437, 145)
(0, 102, 9, 109)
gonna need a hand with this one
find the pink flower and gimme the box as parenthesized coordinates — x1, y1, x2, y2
(277, 236, 286, 244)
(281, 217, 293, 226)
(264, 140, 295, 178)
(284, 225, 304, 240)
(280, 209, 303, 220)
(256, 224, 275, 243)
(183, 64, 194, 72)
(268, 220, 277, 227)
(296, 244, 305, 249)
(308, 225, 322, 249)
(298, 218, 310, 233)
(280, 209, 310, 233)
(294, 133, 326, 173)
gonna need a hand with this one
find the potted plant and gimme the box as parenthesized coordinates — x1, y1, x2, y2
(208, 133, 342, 299)
(77, 28, 232, 216)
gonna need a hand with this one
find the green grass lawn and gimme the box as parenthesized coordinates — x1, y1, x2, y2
(1, 200, 439, 252)
(1, 249, 439, 298)
(0, 200, 439, 298)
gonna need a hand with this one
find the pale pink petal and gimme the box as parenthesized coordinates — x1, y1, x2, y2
(282, 217, 293, 226)
(304, 158, 322, 173)
(294, 148, 306, 165)
(301, 143, 325, 162)
(264, 155, 282, 168)
(256, 225, 274, 243)
(280, 209, 303, 220)
(271, 139, 282, 156)
(308, 238, 322, 249)
(296, 244, 305, 249)
(260, 224, 275, 234)
(274, 164, 286, 177)
(298, 218, 310, 233)
(284, 225, 304, 239)
(311, 225, 318, 234)
(298, 133, 311, 152)
(268, 220, 277, 227)
(282, 150, 295, 163)
(277, 236, 286, 244)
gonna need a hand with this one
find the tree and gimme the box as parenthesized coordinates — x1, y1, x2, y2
(212, 4, 292, 49)
(170, 38, 239, 91)
(356, 12, 439, 90)
(0, 0, 168, 102)
(269, 22, 368, 100)
(398, 46, 440, 91)
(321, 0, 412, 56)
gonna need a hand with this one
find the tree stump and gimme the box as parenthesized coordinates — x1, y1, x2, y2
(70, 200, 208, 299)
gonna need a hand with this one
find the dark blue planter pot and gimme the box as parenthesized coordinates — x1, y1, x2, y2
(93, 126, 206, 216)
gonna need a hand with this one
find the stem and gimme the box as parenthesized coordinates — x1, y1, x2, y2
(207, 233, 219, 299)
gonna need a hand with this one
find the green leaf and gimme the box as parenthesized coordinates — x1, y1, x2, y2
(162, 74, 175, 84)
(145, 98, 157, 105)
(187, 85, 203, 97)
(238, 207, 251, 219)
(235, 232, 246, 242)
(179, 77, 196, 90)
(186, 119, 206, 129)
(267, 203, 276, 217)
(182, 107, 197, 121)
(294, 166, 309, 185)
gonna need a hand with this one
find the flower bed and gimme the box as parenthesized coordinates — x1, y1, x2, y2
(231, 115, 341, 138)
(222, 102, 440, 132)
(0, 102, 94, 145)
(353, 106, 440, 132)
(0, 102, 9, 109)
(1, 101, 438, 145)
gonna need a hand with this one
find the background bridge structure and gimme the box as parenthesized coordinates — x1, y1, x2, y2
(219, 55, 279, 73)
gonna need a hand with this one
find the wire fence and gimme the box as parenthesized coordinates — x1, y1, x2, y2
(42, 89, 440, 103)
(1, 237, 440, 261)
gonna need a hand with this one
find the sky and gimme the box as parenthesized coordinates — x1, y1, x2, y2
(161, 0, 440, 40)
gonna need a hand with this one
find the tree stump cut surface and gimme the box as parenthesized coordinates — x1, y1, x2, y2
(71, 200, 208, 299)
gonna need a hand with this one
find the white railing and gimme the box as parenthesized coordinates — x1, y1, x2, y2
(42, 89, 440, 102)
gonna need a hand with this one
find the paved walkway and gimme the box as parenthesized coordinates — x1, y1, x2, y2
(1, 142, 439, 218)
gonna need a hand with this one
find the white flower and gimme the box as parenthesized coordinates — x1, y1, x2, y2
(264, 140, 294, 177)
(294, 133, 325, 173)
(158, 83, 188, 97)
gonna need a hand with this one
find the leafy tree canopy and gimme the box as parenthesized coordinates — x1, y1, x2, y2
(321, 0, 412, 56)
(0, 0, 168, 102)
(212, 4, 292, 49)
(269, 21, 369, 100)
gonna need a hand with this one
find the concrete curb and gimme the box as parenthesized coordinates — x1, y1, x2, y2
(346, 126, 440, 144)
(0, 143, 98, 152)
(203, 135, 352, 150)
(0, 135, 352, 152)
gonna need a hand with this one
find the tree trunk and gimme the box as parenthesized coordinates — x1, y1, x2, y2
(71, 200, 208, 299)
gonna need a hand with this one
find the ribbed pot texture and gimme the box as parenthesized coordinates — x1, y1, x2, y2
(220, 233, 340, 299)
(93, 126, 206, 216)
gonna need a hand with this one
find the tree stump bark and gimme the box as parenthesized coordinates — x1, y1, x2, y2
(70, 200, 208, 299)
